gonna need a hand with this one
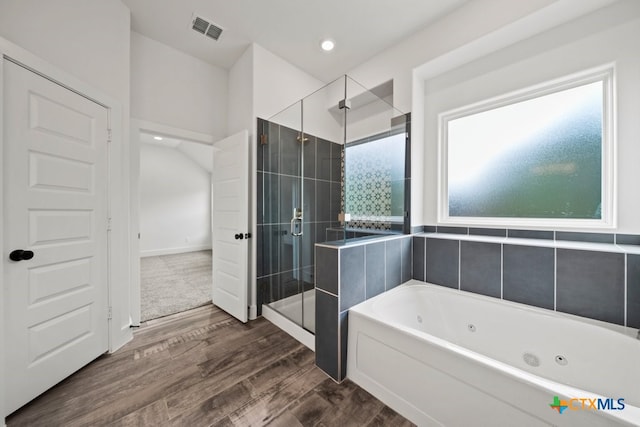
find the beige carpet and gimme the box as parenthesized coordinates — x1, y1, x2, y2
(140, 250, 213, 322)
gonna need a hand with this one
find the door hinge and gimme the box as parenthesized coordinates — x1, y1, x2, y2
(107, 128, 112, 143)
(107, 217, 112, 231)
(107, 306, 113, 320)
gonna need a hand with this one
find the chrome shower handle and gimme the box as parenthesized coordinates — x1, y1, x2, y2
(290, 208, 303, 237)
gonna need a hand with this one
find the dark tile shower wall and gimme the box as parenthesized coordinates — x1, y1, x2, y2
(315, 235, 412, 382)
(256, 118, 342, 314)
(412, 231, 640, 328)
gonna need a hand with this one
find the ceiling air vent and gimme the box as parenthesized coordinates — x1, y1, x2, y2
(191, 15, 223, 41)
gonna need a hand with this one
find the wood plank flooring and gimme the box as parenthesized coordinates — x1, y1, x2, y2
(6, 304, 415, 427)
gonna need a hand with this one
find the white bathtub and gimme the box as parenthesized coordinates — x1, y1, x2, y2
(347, 280, 640, 426)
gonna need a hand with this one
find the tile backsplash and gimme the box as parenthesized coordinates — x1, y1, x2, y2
(413, 227, 640, 329)
(556, 249, 624, 325)
(502, 244, 555, 310)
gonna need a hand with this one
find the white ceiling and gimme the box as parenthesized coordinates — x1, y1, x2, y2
(122, 0, 469, 82)
(140, 131, 213, 172)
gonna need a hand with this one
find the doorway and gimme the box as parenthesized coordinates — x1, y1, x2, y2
(130, 121, 216, 324)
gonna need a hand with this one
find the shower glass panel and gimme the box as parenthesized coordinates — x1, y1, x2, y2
(302, 77, 346, 245)
(344, 77, 407, 234)
(257, 75, 407, 335)
(257, 100, 313, 331)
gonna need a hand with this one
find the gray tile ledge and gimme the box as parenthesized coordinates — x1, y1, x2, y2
(420, 232, 631, 254)
(315, 233, 411, 249)
(423, 232, 506, 243)
(616, 244, 640, 255)
(555, 240, 626, 253)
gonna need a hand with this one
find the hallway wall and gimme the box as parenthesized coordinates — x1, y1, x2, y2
(139, 143, 212, 256)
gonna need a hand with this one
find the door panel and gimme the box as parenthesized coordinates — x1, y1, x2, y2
(28, 258, 92, 304)
(28, 210, 94, 245)
(28, 93, 96, 145)
(29, 151, 94, 192)
(212, 130, 249, 323)
(3, 59, 109, 413)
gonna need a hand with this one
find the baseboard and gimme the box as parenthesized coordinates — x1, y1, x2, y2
(140, 245, 212, 257)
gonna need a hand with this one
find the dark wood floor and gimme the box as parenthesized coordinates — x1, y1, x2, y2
(6, 304, 414, 427)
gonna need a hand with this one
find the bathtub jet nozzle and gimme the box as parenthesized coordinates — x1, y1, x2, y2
(523, 352, 540, 367)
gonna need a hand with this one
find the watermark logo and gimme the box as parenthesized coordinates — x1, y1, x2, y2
(550, 396, 568, 414)
(549, 396, 625, 414)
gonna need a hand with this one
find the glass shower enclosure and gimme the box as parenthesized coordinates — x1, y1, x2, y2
(256, 75, 406, 334)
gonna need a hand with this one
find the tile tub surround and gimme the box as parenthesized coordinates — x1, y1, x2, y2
(257, 118, 342, 315)
(412, 230, 640, 329)
(314, 226, 640, 383)
(315, 234, 412, 382)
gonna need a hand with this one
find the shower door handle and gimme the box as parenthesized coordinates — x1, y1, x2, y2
(290, 208, 303, 237)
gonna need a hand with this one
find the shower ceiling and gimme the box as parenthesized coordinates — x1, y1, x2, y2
(121, 0, 469, 82)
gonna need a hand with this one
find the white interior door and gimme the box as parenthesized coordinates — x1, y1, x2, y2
(3, 59, 109, 413)
(211, 130, 249, 323)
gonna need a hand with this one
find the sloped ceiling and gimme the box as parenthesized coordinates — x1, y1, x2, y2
(121, 0, 469, 81)
(140, 132, 213, 173)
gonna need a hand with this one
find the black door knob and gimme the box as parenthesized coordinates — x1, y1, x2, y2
(234, 233, 244, 240)
(10, 249, 34, 261)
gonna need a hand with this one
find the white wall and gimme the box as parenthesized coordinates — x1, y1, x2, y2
(349, 0, 613, 111)
(0, 0, 130, 108)
(423, 1, 640, 232)
(227, 45, 255, 136)
(178, 141, 214, 173)
(227, 42, 338, 144)
(131, 32, 228, 139)
(0, 1, 131, 421)
(342, 0, 617, 227)
(253, 43, 346, 143)
(139, 143, 212, 256)
(253, 44, 325, 122)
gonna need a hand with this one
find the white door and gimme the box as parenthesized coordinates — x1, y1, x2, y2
(3, 59, 109, 413)
(212, 130, 249, 323)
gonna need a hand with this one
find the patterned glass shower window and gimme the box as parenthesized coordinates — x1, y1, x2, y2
(345, 132, 405, 229)
(442, 72, 612, 225)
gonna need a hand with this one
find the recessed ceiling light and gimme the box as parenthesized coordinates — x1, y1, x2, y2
(153, 136, 163, 141)
(320, 39, 335, 52)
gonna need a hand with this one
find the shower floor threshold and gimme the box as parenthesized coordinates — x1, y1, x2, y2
(262, 304, 315, 351)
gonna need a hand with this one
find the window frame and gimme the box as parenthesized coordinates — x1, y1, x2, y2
(437, 64, 616, 229)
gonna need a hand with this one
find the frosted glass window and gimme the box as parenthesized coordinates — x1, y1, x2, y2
(445, 79, 607, 221)
(345, 133, 405, 223)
